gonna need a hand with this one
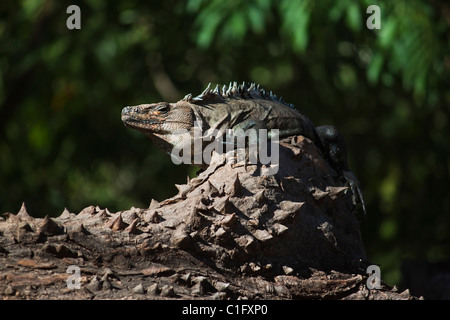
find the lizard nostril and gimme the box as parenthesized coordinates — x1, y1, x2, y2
(122, 106, 139, 115)
(122, 107, 130, 115)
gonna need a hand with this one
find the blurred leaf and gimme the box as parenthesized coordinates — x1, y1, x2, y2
(380, 219, 397, 241)
(345, 2, 362, 32)
(247, 5, 266, 34)
(224, 10, 247, 40)
(379, 163, 400, 211)
(279, 0, 312, 52)
(188, 0, 272, 48)
(378, 18, 397, 48)
(367, 52, 384, 84)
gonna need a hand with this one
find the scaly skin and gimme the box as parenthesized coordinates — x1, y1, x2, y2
(122, 81, 366, 217)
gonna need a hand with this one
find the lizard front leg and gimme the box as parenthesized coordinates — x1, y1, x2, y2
(315, 125, 366, 219)
(342, 170, 367, 219)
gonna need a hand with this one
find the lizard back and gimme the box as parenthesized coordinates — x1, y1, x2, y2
(183, 81, 318, 142)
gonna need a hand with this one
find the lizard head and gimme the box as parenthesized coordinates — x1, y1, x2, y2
(121, 101, 195, 153)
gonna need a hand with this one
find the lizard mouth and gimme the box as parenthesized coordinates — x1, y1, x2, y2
(121, 113, 193, 136)
(121, 115, 166, 134)
(121, 115, 163, 126)
(122, 115, 191, 127)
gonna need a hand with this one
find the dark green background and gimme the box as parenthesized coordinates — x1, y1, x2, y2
(1, 0, 449, 288)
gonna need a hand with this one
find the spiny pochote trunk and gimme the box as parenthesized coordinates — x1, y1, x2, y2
(0, 136, 417, 300)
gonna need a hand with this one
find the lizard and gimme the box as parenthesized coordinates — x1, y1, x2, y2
(121, 81, 366, 217)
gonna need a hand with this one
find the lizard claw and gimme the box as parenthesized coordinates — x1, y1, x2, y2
(342, 170, 366, 220)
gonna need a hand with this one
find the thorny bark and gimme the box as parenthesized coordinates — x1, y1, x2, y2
(0, 136, 418, 300)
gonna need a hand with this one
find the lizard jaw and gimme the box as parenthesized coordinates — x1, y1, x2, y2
(121, 115, 163, 133)
(121, 106, 167, 134)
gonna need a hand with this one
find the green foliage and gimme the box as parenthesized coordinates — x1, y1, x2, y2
(1, 0, 449, 286)
(187, 0, 271, 48)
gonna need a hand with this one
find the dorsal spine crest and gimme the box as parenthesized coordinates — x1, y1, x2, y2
(182, 81, 295, 109)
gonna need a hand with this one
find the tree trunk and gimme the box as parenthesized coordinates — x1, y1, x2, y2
(0, 136, 417, 300)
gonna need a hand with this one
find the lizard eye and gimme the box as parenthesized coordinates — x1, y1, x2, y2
(155, 104, 170, 113)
